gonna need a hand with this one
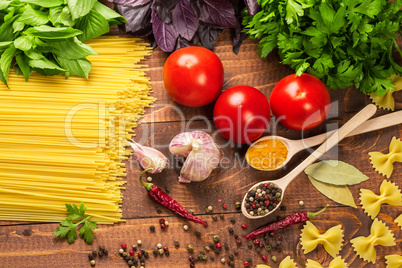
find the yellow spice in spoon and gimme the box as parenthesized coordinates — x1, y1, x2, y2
(246, 138, 288, 170)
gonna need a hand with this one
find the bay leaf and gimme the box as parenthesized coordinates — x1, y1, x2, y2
(308, 176, 357, 208)
(305, 160, 369, 185)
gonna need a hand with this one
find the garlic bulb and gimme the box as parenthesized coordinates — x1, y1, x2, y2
(169, 131, 220, 183)
(128, 140, 167, 174)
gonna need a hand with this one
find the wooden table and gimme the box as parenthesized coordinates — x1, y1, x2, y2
(1, 31, 401, 268)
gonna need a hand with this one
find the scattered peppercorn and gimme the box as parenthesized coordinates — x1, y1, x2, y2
(234, 234, 238, 239)
(244, 261, 249, 267)
(228, 254, 234, 260)
(265, 245, 271, 251)
(272, 256, 277, 262)
(90, 260, 95, 266)
(219, 214, 224, 220)
(156, 207, 162, 213)
(144, 251, 149, 258)
(150, 225, 155, 232)
(208, 206, 213, 211)
(204, 246, 210, 252)
(195, 231, 201, 237)
(162, 246, 168, 252)
(229, 261, 234, 267)
(122, 252, 128, 258)
(212, 215, 218, 221)
(137, 252, 142, 258)
(228, 228, 234, 234)
(137, 240, 142, 246)
(247, 243, 252, 249)
(220, 258, 226, 264)
(230, 218, 236, 224)
(132, 246, 137, 251)
(214, 249, 220, 255)
(299, 200, 304, 206)
(128, 260, 134, 266)
(235, 202, 241, 210)
(146, 176, 152, 182)
(241, 224, 247, 229)
(129, 250, 134, 256)
(190, 263, 195, 268)
(121, 243, 127, 249)
(164, 251, 170, 257)
(183, 225, 189, 231)
(187, 245, 194, 252)
(153, 249, 158, 256)
(119, 249, 124, 255)
(234, 249, 239, 256)
(158, 249, 164, 255)
(215, 243, 222, 249)
(224, 243, 229, 250)
(174, 241, 180, 248)
(236, 237, 242, 245)
(213, 235, 220, 242)
(133, 259, 138, 265)
(222, 203, 227, 209)
(210, 256, 215, 261)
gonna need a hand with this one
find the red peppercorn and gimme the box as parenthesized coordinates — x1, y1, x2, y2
(137, 252, 143, 258)
(264, 200, 270, 207)
(223, 203, 227, 209)
(251, 203, 256, 209)
(121, 243, 127, 249)
(241, 224, 247, 229)
(160, 223, 166, 229)
(190, 263, 195, 268)
(163, 246, 169, 252)
(275, 200, 279, 204)
(159, 218, 165, 224)
(264, 195, 269, 200)
(236, 237, 242, 244)
(270, 232, 275, 237)
(189, 256, 194, 261)
(247, 209, 251, 213)
(129, 250, 134, 256)
(215, 243, 222, 249)
(244, 261, 250, 267)
(253, 239, 260, 245)
(218, 198, 222, 202)
(262, 255, 267, 261)
(264, 183, 268, 187)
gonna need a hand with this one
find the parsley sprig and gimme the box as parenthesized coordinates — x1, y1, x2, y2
(242, 0, 402, 96)
(53, 202, 97, 244)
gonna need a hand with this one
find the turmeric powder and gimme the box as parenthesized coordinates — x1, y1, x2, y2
(246, 138, 288, 170)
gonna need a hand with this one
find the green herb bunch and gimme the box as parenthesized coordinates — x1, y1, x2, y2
(242, 0, 402, 96)
(53, 202, 98, 244)
(0, 0, 126, 87)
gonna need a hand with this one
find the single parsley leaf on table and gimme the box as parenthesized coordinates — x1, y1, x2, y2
(53, 202, 97, 244)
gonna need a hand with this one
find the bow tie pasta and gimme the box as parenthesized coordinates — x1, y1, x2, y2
(300, 221, 344, 258)
(306, 256, 348, 268)
(359, 180, 402, 219)
(369, 137, 402, 178)
(350, 218, 395, 264)
(395, 214, 402, 229)
(385, 254, 402, 268)
(279, 256, 298, 268)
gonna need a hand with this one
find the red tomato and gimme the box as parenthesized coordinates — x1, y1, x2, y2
(213, 85, 270, 144)
(163, 46, 224, 107)
(269, 73, 331, 131)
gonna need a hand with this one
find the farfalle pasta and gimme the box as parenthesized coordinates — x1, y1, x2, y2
(359, 180, 402, 219)
(300, 221, 344, 258)
(395, 214, 402, 229)
(306, 256, 348, 268)
(370, 75, 402, 111)
(385, 254, 402, 268)
(350, 218, 395, 264)
(279, 256, 298, 268)
(369, 137, 402, 178)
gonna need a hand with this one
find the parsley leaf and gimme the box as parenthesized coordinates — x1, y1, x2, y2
(53, 202, 97, 244)
(243, 0, 402, 96)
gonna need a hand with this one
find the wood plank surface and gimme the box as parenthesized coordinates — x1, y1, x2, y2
(1, 25, 402, 268)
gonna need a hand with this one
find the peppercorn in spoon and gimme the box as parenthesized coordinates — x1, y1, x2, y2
(242, 104, 377, 219)
(246, 109, 402, 171)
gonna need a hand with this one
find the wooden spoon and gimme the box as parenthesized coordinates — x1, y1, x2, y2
(241, 104, 377, 219)
(246, 109, 402, 171)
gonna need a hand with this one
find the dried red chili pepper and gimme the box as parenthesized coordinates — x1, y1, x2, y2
(243, 206, 328, 240)
(139, 169, 207, 225)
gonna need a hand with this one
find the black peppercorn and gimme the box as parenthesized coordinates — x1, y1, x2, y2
(234, 234, 238, 239)
(210, 256, 215, 261)
(214, 249, 220, 255)
(92, 250, 97, 256)
(164, 251, 170, 256)
(228, 254, 234, 260)
(133, 259, 138, 265)
(156, 207, 162, 213)
(229, 261, 234, 267)
(230, 218, 236, 224)
(153, 249, 158, 256)
(98, 250, 103, 257)
(195, 231, 201, 237)
(219, 214, 224, 220)
(103, 249, 108, 256)
(247, 243, 252, 249)
(150, 225, 155, 232)
(88, 253, 94, 261)
(224, 243, 229, 250)
(128, 260, 133, 266)
(144, 251, 149, 258)
(228, 228, 234, 234)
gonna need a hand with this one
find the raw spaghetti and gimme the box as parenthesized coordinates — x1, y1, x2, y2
(0, 36, 155, 224)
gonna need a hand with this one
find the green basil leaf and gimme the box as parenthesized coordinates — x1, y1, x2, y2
(92, 1, 127, 26)
(24, 49, 45, 60)
(0, 45, 16, 84)
(12, 20, 25, 33)
(0, 0, 12, 10)
(49, 6, 75, 27)
(28, 57, 65, 71)
(19, 0, 64, 8)
(14, 35, 35, 51)
(48, 37, 96, 60)
(67, 0, 97, 20)
(75, 10, 109, 42)
(13, 62, 21, 75)
(23, 25, 82, 39)
(305, 160, 369, 185)
(0, 68, 7, 86)
(18, 4, 49, 26)
(34, 67, 64, 76)
(57, 56, 91, 79)
(308, 176, 357, 208)
(0, 15, 17, 41)
(15, 53, 31, 81)
(0, 41, 12, 52)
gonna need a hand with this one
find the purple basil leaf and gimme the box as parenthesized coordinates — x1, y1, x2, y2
(197, 21, 223, 50)
(244, 0, 260, 15)
(152, 9, 179, 52)
(189, 0, 201, 16)
(198, 0, 236, 28)
(171, 0, 198, 41)
(231, 1, 246, 54)
(117, 2, 152, 34)
(153, 0, 178, 24)
(175, 36, 194, 50)
(109, 0, 151, 7)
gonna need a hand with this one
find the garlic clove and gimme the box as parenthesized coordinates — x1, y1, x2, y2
(169, 132, 194, 157)
(128, 140, 167, 174)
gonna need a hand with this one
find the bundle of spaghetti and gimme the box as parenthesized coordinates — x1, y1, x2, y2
(0, 36, 155, 224)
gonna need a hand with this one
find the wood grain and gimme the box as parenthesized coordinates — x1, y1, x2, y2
(1, 16, 402, 268)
